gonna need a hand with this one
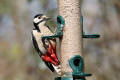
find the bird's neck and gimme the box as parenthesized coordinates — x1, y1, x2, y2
(34, 21, 46, 32)
(38, 22, 46, 30)
(38, 21, 46, 28)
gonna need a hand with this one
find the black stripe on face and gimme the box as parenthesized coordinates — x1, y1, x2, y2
(33, 22, 41, 32)
(36, 17, 49, 25)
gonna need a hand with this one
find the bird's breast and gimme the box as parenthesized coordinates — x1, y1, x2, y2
(40, 26, 53, 36)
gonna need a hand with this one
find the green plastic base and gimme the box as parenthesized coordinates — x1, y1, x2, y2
(55, 77, 73, 80)
(55, 77, 86, 80)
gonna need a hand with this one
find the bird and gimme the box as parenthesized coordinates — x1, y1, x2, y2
(31, 14, 61, 74)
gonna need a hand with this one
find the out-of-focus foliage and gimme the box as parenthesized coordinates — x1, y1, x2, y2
(0, 0, 120, 80)
(0, 0, 11, 14)
(82, 0, 120, 80)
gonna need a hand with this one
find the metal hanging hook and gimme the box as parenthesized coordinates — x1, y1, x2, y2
(81, 16, 100, 39)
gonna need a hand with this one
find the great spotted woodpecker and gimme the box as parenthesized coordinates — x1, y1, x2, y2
(32, 14, 61, 74)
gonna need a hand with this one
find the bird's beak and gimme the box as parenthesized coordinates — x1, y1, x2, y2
(44, 17, 51, 21)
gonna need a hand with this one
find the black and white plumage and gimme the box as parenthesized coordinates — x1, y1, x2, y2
(32, 14, 61, 74)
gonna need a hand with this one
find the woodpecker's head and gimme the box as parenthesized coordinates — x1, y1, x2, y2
(33, 14, 51, 32)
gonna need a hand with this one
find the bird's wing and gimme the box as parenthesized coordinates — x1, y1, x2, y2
(44, 61, 55, 72)
(46, 25, 55, 33)
(32, 32, 42, 57)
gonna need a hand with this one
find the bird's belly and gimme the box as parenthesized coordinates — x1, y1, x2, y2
(33, 28, 55, 54)
(33, 32, 46, 54)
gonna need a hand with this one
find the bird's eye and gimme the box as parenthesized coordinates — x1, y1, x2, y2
(38, 16, 41, 19)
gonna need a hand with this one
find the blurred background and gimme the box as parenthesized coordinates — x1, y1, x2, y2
(0, 0, 120, 80)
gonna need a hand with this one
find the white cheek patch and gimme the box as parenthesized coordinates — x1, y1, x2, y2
(34, 18, 42, 23)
